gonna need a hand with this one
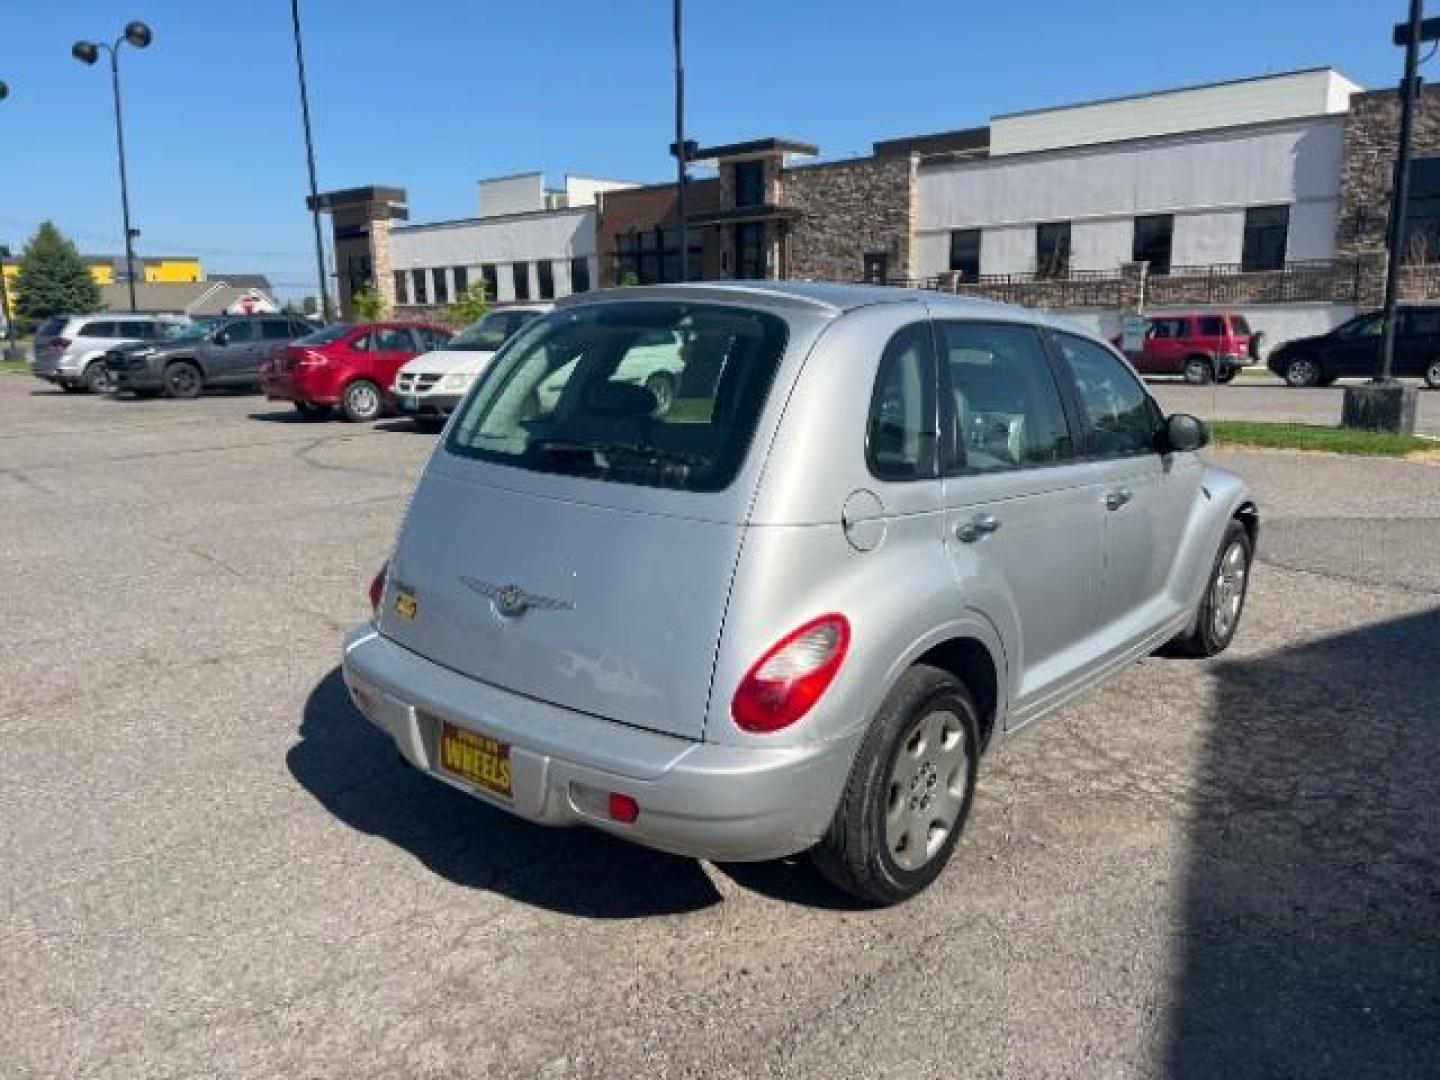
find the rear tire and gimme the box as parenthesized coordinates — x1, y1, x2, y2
(340, 379, 382, 423)
(1183, 357, 1214, 385)
(1167, 520, 1252, 658)
(163, 361, 203, 400)
(812, 665, 979, 906)
(1215, 367, 1238, 384)
(82, 362, 110, 394)
(1283, 355, 1321, 388)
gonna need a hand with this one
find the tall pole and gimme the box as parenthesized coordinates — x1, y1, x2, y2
(291, 0, 332, 322)
(673, 0, 688, 282)
(1380, 0, 1426, 383)
(108, 47, 138, 312)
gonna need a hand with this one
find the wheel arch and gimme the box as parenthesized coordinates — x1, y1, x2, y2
(164, 354, 206, 378)
(911, 636, 1000, 753)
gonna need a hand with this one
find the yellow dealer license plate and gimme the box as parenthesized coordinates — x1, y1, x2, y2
(438, 721, 513, 800)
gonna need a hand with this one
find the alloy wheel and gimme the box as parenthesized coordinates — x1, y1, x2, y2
(1286, 357, 1319, 387)
(1209, 540, 1248, 642)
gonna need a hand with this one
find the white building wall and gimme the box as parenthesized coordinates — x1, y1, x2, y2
(1172, 209, 1245, 266)
(990, 69, 1360, 156)
(391, 208, 595, 303)
(915, 117, 1344, 279)
(980, 225, 1033, 276)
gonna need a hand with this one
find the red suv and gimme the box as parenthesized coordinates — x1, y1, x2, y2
(261, 322, 452, 422)
(1116, 311, 1262, 384)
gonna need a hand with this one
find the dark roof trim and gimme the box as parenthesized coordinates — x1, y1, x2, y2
(873, 126, 990, 158)
(686, 204, 803, 226)
(307, 185, 409, 214)
(684, 137, 819, 161)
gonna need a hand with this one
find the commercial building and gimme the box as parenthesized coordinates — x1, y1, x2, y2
(316, 65, 1440, 342)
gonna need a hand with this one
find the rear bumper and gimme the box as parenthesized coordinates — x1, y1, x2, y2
(340, 626, 857, 862)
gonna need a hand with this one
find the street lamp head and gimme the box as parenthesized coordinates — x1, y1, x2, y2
(123, 21, 153, 49)
(72, 41, 100, 65)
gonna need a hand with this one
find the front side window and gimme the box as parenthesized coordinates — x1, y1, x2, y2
(949, 229, 981, 283)
(262, 319, 296, 340)
(1132, 214, 1174, 276)
(219, 320, 257, 344)
(1148, 317, 1187, 340)
(294, 324, 351, 347)
(940, 321, 1072, 473)
(447, 302, 788, 493)
(1337, 313, 1382, 339)
(867, 323, 937, 482)
(1055, 333, 1158, 458)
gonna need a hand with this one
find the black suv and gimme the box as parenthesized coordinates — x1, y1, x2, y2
(105, 314, 313, 399)
(1268, 305, 1440, 388)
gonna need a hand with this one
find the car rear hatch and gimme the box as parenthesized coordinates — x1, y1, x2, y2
(375, 297, 797, 741)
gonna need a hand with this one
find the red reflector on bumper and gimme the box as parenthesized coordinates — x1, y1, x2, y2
(607, 792, 640, 824)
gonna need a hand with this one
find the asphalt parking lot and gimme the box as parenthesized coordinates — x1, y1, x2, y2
(2, 375, 1438, 1079)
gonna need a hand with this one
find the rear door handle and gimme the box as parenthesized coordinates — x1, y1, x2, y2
(1105, 488, 1134, 511)
(955, 513, 1002, 543)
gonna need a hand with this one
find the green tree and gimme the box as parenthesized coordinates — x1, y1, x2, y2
(15, 221, 101, 331)
(446, 280, 491, 328)
(617, 269, 640, 287)
(350, 283, 387, 321)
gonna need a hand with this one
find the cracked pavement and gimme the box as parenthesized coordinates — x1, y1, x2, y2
(1, 376, 1437, 1078)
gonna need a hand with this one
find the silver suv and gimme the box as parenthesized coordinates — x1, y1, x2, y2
(32, 313, 184, 392)
(342, 282, 1257, 905)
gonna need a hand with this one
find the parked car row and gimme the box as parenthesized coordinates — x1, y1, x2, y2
(1117, 303, 1440, 389)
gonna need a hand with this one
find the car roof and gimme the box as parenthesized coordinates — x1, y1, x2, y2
(555, 280, 1035, 320)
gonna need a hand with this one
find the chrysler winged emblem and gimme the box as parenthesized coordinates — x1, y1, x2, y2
(461, 577, 574, 618)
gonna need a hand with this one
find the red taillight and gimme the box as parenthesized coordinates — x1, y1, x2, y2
(50, 337, 71, 350)
(607, 792, 640, 824)
(368, 564, 387, 615)
(731, 614, 851, 733)
(296, 349, 328, 367)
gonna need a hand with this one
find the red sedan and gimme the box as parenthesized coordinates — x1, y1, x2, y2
(261, 322, 453, 422)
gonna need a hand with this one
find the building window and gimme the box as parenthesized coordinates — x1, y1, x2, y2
(453, 266, 469, 296)
(512, 262, 531, 300)
(1404, 157, 1440, 263)
(432, 267, 450, 305)
(481, 264, 498, 301)
(570, 256, 591, 293)
(613, 228, 697, 285)
(863, 252, 890, 284)
(1241, 206, 1289, 271)
(1036, 221, 1071, 278)
(393, 271, 408, 306)
(948, 229, 981, 283)
(734, 161, 765, 208)
(537, 260, 555, 299)
(735, 222, 766, 279)
(1132, 214, 1174, 276)
(411, 268, 428, 305)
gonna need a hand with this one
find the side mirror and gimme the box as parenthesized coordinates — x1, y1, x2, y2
(1164, 413, 1210, 453)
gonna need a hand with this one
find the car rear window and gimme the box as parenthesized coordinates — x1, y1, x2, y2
(1228, 315, 1252, 335)
(293, 324, 351, 346)
(446, 301, 788, 492)
(37, 317, 68, 340)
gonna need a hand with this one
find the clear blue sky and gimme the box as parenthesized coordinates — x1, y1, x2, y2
(0, 0, 1406, 299)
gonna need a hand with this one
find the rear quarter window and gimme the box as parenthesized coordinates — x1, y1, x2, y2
(446, 301, 788, 493)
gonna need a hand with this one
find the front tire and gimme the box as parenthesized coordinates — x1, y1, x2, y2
(1183, 357, 1214, 385)
(340, 379, 382, 423)
(1167, 520, 1252, 658)
(1283, 355, 1321, 388)
(163, 361, 203, 400)
(812, 665, 979, 906)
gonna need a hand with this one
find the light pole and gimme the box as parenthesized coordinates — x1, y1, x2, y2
(673, 0, 688, 282)
(0, 80, 16, 360)
(290, 0, 333, 323)
(72, 21, 152, 314)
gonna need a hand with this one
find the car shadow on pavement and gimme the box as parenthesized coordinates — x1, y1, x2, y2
(1166, 607, 1440, 1078)
(288, 668, 724, 918)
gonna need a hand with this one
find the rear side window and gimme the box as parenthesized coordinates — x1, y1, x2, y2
(867, 323, 938, 482)
(37, 318, 68, 339)
(447, 301, 788, 493)
(1198, 316, 1225, 336)
(940, 321, 1073, 473)
(79, 321, 115, 338)
(1054, 333, 1159, 458)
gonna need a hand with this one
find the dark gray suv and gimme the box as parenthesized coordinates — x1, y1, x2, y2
(105, 315, 313, 398)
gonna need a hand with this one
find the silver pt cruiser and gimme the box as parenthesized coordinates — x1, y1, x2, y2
(342, 282, 1256, 905)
